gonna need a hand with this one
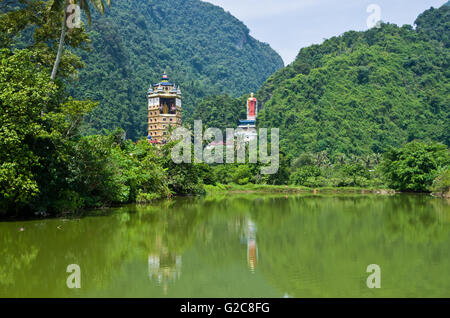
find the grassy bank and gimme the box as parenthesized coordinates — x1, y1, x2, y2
(205, 183, 396, 195)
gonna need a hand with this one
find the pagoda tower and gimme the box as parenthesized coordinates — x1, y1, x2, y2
(147, 72, 182, 143)
(237, 93, 258, 142)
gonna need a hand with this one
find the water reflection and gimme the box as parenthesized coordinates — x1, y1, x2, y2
(239, 218, 258, 273)
(148, 253, 182, 295)
(232, 216, 259, 273)
(0, 194, 448, 297)
(147, 233, 182, 294)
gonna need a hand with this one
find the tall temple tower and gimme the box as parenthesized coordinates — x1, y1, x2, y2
(237, 93, 258, 142)
(147, 72, 182, 143)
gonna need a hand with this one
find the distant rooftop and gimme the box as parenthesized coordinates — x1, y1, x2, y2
(239, 120, 256, 125)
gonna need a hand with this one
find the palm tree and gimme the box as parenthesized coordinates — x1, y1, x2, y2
(332, 152, 347, 165)
(314, 151, 330, 168)
(48, 0, 111, 80)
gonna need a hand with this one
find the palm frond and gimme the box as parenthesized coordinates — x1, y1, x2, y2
(46, 0, 65, 12)
(90, 0, 105, 14)
(79, 0, 92, 25)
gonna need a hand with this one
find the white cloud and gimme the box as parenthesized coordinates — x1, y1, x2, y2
(202, 0, 321, 20)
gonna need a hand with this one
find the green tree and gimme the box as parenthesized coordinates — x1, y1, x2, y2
(1, 0, 91, 80)
(381, 141, 449, 192)
(231, 165, 252, 185)
(341, 162, 370, 186)
(193, 94, 246, 131)
(0, 49, 55, 210)
(290, 166, 321, 186)
(0, 48, 96, 215)
(430, 167, 450, 195)
(415, 3, 450, 48)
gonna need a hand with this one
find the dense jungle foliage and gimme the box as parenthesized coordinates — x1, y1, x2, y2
(0, 0, 208, 217)
(192, 94, 248, 131)
(415, 0, 450, 48)
(204, 141, 449, 194)
(254, 4, 449, 158)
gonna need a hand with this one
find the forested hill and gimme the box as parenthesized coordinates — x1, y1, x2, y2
(256, 5, 449, 158)
(68, 0, 283, 139)
(415, 1, 450, 47)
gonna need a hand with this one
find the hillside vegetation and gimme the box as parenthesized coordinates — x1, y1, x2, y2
(255, 5, 449, 158)
(68, 0, 283, 139)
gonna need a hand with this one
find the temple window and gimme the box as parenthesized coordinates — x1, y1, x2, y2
(160, 98, 176, 114)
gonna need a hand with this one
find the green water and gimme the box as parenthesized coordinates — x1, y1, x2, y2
(0, 193, 449, 298)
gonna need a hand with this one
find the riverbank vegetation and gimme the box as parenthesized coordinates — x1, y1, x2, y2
(204, 183, 395, 195)
(202, 140, 448, 194)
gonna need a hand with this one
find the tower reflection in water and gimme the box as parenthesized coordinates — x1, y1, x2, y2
(148, 248, 182, 295)
(241, 218, 258, 273)
(147, 216, 258, 294)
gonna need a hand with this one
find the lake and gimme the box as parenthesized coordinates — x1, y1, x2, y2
(0, 193, 449, 298)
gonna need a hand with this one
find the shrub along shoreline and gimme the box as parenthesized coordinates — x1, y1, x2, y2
(206, 183, 450, 198)
(204, 183, 397, 195)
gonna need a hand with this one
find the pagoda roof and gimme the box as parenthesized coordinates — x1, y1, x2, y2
(153, 82, 174, 87)
(148, 73, 182, 96)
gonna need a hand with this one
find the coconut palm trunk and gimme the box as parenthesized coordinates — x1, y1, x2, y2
(49, 0, 110, 80)
(50, 3, 68, 80)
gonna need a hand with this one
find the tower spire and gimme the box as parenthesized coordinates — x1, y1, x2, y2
(161, 71, 169, 82)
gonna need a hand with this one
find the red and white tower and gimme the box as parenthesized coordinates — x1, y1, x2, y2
(247, 93, 258, 121)
(237, 93, 258, 142)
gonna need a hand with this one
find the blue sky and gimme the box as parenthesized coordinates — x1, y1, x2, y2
(203, 0, 448, 65)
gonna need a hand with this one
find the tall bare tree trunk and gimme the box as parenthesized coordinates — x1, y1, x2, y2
(51, 7, 67, 80)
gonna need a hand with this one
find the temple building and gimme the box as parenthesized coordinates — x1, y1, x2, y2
(147, 72, 182, 143)
(236, 93, 258, 142)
